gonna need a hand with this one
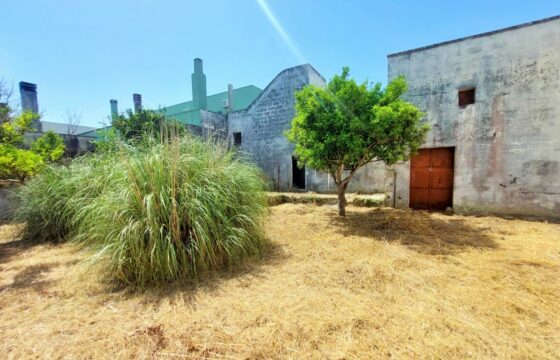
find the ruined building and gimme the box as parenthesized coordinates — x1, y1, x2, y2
(104, 15, 559, 217)
(114, 59, 384, 193)
(387, 15, 560, 217)
(18, 82, 97, 156)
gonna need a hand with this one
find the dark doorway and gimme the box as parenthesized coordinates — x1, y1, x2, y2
(292, 156, 306, 189)
(233, 132, 242, 147)
(409, 147, 454, 210)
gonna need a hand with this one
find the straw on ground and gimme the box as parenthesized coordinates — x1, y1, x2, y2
(0, 204, 559, 359)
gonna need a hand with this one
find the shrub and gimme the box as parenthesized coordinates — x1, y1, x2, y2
(14, 153, 115, 242)
(31, 130, 66, 162)
(0, 145, 44, 181)
(16, 135, 267, 286)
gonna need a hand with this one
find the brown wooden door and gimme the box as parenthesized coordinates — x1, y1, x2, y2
(410, 147, 454, 210)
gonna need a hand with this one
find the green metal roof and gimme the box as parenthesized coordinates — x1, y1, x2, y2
(161, 85, 262, 125)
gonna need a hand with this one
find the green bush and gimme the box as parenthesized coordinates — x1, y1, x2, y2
(31, 130, 66, 162)
(16, 135, 267, 286)
(14, 153, 115, 242)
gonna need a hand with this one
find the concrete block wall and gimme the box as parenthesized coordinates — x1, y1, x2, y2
(24, 133, 95, 157)
(228, 64, 326, 190)
(200, 110, 227, 140)
(388, 17, 560, 217)
(0, 182, 20, 220)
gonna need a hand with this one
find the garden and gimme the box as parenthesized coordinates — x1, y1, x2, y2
(0, 72, 559, 359)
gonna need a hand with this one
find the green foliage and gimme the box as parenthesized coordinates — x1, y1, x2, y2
(0, 112, 65, 181)
(31, 130, 65, 162)
(0, 111, 36, 146)
(0, 145, 44, 181)
(16, 134, 268, 286)
(15, 154, 114, 243)
(0, 112, 50, 181)
(286, 67, 429, 215)
(93, 127, 119, 153)
(112, 108, 184, 140)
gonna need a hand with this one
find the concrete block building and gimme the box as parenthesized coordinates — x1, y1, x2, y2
(387, 16, 560, 217)
(152, 59, 386, 193)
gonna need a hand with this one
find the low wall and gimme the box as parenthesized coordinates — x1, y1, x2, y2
(0, 181, 21, 220)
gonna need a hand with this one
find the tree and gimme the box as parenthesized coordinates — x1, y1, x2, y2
(65, 109, 81, 135)
(0, 111, 35, 146)
(0, 79, 16, 124)
(111, 108, 187, 144)
(112, 108, 166, 139)
(286, 67, 430, 216)
(31, 131, 66, 162)
(0, 106, 65, 182)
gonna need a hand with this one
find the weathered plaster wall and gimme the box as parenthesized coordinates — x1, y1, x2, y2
(388, 18, 560, 217)
(200, 110, 227, 140)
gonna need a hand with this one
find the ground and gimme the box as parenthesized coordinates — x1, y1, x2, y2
(0, 204, 559, 359)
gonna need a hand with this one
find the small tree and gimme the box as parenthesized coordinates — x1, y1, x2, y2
(32, 131, 66, 162)
(65, 109, 81, 135)
(112, 109, 166, 139)
(0, 108, 65, 182)
(0, 79, 16, 124)
(286, 67, 429, 216)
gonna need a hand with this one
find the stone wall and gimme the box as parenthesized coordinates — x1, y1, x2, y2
(388, 17, 560, 217)
(228, 64, 325, 190)
(0, 182, 20, 220)
(24, 133, 95, 157)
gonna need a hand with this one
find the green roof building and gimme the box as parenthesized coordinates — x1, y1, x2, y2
(160, 58, 262, 126)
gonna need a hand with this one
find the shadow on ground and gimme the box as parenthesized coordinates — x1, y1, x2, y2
(0, 237, 37, 265)
(331, 207, 498, 255)
(107, 241, 290, 307)
(0, 263, 57, 292)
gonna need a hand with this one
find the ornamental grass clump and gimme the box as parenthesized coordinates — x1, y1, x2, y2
(16, 134, 268, 286)
(77, 137, 267, 285)
(14, 154, 116, 243)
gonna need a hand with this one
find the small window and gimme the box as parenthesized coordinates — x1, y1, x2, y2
(458, 88, 475, 108)
(233, 132, 242, 147)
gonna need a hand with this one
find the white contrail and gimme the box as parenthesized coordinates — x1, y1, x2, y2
(255, 0, 307, 64)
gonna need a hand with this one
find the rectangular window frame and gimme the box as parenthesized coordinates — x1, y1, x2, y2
(458, 88, 476, 108)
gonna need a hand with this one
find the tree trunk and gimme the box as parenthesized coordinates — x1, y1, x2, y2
(337, 183, 347, 216)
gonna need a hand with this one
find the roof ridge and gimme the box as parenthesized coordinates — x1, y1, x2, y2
(388, 15, 560, 57)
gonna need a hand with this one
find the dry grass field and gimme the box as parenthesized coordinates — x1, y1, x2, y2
(1, 204, 559, 359)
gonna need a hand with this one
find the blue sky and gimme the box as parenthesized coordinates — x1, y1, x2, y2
(1, 1, 558, 127)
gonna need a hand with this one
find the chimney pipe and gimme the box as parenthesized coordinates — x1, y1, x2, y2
(110, 99, 118, 118)
(19, 81, 39, 114)
(19, 81, 42, 132)
(192, 58, 207, 110)
(133, 93, 142, 113)
(227, 84, 234, 113)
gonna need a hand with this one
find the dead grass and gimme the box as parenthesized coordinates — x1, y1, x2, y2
(1, 205, 559, 359)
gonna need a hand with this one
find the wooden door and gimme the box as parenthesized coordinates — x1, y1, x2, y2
(409, 147, 454, 210)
